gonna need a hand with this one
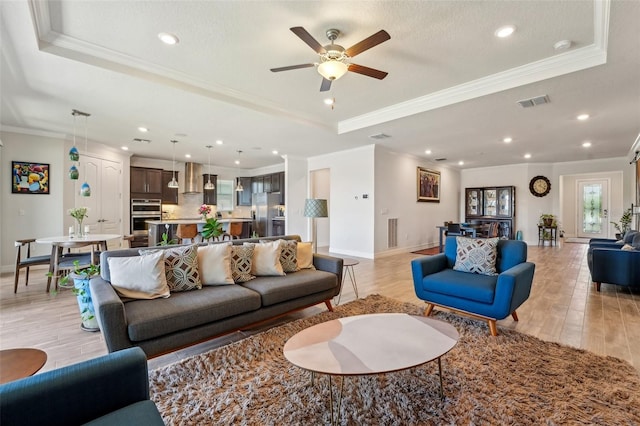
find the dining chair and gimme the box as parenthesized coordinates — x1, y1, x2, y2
(46, 243, 94, 293)
(123, 234, 135, 248)
(225, 222, 243, 240)
(14, 239, 52, 293)
(445, 223, 464, 237)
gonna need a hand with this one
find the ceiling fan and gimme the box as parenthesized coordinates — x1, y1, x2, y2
(270, 27, 390, 92)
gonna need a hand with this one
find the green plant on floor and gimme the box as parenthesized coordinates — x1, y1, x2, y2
(202, 217, 223, 240)
(610, 208, 633, 235)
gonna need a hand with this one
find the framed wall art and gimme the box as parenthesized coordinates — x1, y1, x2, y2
(11, 161, 50, 194)
(417, 167, 440, 202)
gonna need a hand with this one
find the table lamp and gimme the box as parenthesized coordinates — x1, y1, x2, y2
(303, 199, 328, 253)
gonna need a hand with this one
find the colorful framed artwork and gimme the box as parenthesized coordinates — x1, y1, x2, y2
(417, 167, 440, 202)
(11, 161, 50, 194)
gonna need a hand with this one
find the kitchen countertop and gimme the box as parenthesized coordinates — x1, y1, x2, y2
(146, 218, 252, 225)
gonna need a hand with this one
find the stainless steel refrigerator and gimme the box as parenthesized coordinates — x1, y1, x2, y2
(252, 192, 281, 237)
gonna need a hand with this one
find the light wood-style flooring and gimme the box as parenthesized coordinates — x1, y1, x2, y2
(1, 240, 638, 374)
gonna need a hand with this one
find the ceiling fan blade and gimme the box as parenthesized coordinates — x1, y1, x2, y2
(345, 30, 390, 57)
(270, 63, 315, 72)
(290, 27, 326, 54)
(348, 63, 388, 80)
(320, 78, 332, 92)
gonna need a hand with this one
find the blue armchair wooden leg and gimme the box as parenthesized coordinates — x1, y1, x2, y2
(595, 282, 601, 292)
(489, 320, 498, 336)
(511, 311, 519, 321)
(424, 303, 435, 317)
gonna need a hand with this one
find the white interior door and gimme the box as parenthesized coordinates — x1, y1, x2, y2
(100, 159, 122, 236)
(577, 179, 609, 239)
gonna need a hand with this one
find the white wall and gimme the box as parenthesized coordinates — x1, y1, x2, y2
(1, 129, 130, 272)
(308, 145, 376, 258)
(374, 146, 460, 255)
(461, 157, 633, 245)
(283, 156, 308, 240)
(310, 168, 330, 248)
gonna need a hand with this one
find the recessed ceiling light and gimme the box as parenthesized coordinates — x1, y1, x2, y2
(577, 113, 590, 121)
(495, 25, 516, 38)
(185, 154, 191, 158)
(216, 140, 223, 145)
(121, 146, 129, 151)
(425, 150, 432, 155)
(458, 161, 464, 166)
(503, 137, 512, 143)
(554, 40, 572, 51)
(234, 160, 240, 165)
(323, 98, 334, 105)
(138, 127, 148, 133)
(582, 141, 592, 148)
(158, 32, 179, 45)
(272, 150, 278, 155)
(524, 153, 532, 159)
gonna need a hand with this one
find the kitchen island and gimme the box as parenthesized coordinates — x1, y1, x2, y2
(147, 218, 253, 246)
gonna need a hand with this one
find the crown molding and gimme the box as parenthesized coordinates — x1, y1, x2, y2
(0, 125, 66, 139)
(339, 0, 611, 134)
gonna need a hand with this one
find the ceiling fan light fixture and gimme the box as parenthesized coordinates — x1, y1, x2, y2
(318, 60, 348, 81)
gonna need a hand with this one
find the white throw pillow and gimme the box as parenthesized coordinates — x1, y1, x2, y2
(108, 251, 170, 299)
(245, 241, 285, 276)
(198, 243, 234, 285)
(453, 237, 499, 276)
(621, 243, 635, 251)
(297, 242, 315, 270)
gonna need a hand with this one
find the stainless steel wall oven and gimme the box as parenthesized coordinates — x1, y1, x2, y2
(130, 199, 162, 247)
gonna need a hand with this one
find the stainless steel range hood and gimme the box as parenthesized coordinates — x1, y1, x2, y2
(183, 162, 202, 193)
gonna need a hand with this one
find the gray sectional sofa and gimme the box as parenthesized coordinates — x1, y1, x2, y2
(91, 235, 343, 357)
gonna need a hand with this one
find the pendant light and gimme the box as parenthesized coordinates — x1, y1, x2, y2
(168, 140, 179, 188)
(71, 109, 92, 197)
(235, 150, 244, 192)
(204, 145, 215, 190)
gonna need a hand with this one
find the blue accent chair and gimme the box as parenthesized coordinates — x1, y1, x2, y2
(411, 236, 535, 336)
(588, 233, 640, 291)
(0, 347, 164, 426)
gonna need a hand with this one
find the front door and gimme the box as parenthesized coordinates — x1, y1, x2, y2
(577, 179, 609, 239)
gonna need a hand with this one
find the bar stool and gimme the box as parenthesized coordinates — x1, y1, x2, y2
(176, 224, 198, 244)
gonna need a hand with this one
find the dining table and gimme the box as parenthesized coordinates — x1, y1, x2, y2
(36, 234, 121, 292)
(435, 224, 484, 253)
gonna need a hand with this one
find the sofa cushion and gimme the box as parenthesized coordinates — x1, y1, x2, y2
(297, 242, 315, 270)
(83, 400, 164, 426)
(148, 245, 202, 292)
(108, 251, 171, 300)
(245, 241, 285, 276)
(230, 245, 255, 283)
(453, 237, 498, 276)
(124, 285, 261, 342)
(241, 269, 337, 306)
(197, 243, 234, 285)
(421, 269, 497, 304)
(262, 239, 298, 272)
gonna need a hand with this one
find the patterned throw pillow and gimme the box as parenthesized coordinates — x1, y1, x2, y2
(230, 244, 255, 283)
(140, 245, 202, 292)
(261, 239, 298, 272)
(453, 237, 499, 276)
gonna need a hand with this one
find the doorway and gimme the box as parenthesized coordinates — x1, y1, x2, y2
(577, 179, 609, 239)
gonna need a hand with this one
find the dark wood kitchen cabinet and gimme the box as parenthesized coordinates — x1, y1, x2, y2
(202, 173, 218, 205)
(131, 167, 162, 198)
(236, 177, 252, 206)
(161, 170, 179, 204)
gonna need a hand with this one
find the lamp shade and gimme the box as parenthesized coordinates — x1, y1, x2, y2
(317, 60, 348, 81)
(304, 199, 328, 218)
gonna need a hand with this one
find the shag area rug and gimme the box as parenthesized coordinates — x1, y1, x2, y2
(149, 295, 640, 425)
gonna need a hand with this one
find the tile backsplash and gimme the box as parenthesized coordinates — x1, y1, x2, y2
(161, 193, 251, 219)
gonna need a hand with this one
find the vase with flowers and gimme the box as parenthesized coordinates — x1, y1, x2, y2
(198, 204, 212, 221)
(69, 207, 89, 238)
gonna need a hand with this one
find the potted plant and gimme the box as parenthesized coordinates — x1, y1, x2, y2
(202, 217, 223, 241)
(59, 261, 101, 331)
(540, 214, 555, 227)
(611, 208, 633, 239)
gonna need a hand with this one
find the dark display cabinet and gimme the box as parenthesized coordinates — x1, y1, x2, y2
(464, 186, 516, 239)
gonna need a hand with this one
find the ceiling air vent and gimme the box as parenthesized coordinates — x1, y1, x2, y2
(435, 158, 447, 162)
(369, 133, 391, 140)
(132, 138, 151, 143)
(517, 95, 550, 108)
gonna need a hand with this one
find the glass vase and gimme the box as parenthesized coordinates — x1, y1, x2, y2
(76, 219, 85, 238)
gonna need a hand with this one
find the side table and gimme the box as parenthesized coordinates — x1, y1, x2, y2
(334, 258, 359, 306)
(0, 348, 47, 384)
(538, 225, 558, 246)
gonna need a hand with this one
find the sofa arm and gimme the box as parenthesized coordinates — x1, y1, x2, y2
(592, 248, 640, 286)
(0, 348, 157, 426)
(313, 253, 344, 286)
(493, 262, 536, 319)
(90, 278, 133, 353)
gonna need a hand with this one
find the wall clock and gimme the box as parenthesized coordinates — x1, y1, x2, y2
(529, 175, 551, 197)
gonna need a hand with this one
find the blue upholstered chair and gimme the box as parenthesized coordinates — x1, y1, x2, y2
(0, 347, 164, 426)
(411, 236, 535, 336)
(588, 233, 640, 291)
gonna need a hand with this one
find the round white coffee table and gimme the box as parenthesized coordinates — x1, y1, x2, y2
(283, 313, 459, 424)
